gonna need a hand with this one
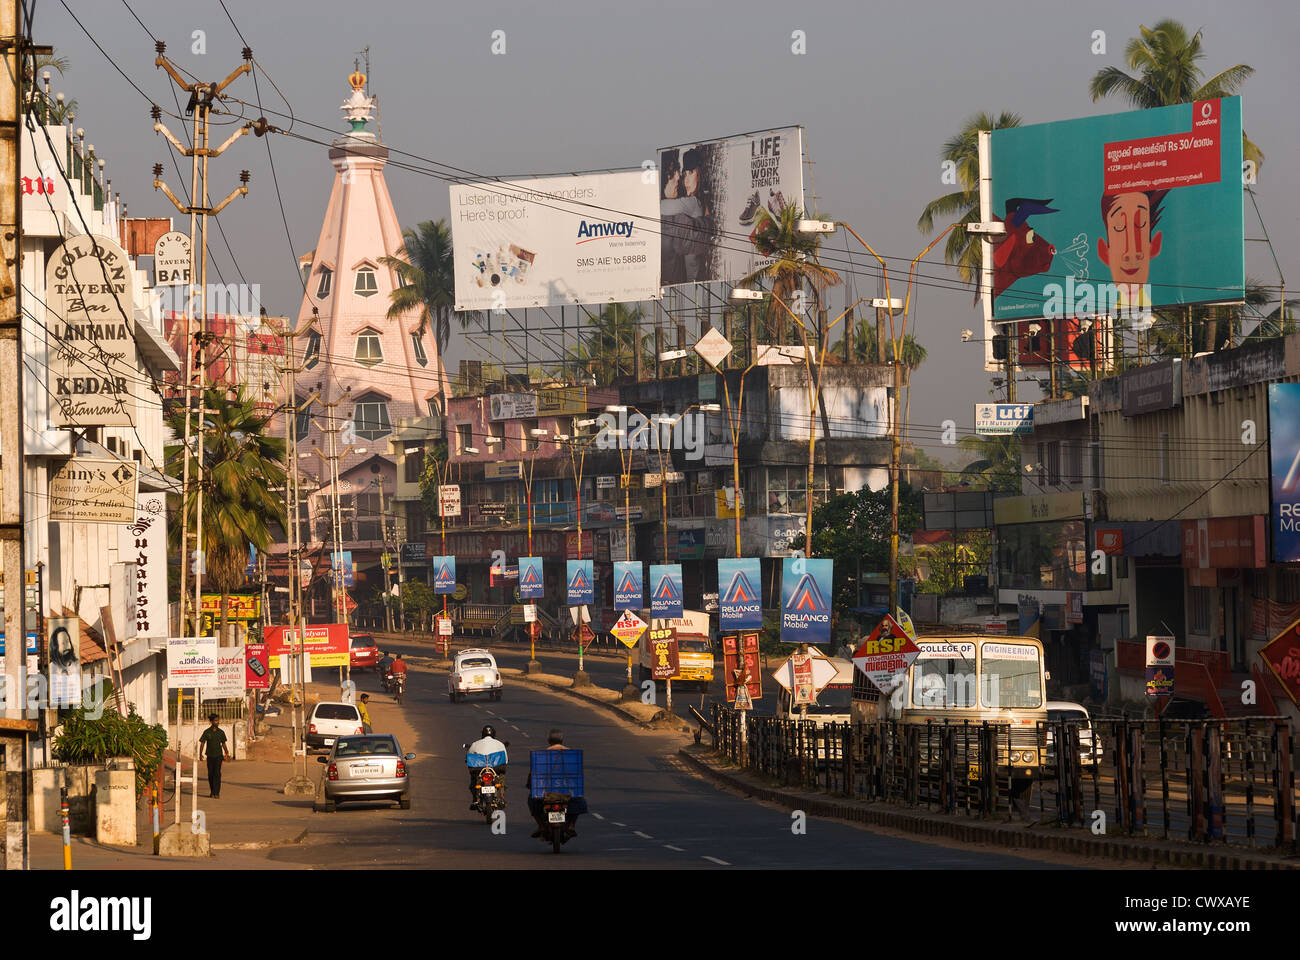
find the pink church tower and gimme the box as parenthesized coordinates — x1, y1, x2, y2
(291, 65, 445, 621)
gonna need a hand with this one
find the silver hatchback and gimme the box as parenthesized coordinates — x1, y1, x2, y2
(316, 735, 415, 812)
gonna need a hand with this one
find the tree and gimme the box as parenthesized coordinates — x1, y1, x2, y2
(166, 388, 287, 644)
(565, 303, 651, 384)
(380, 219, 477, 360)
(916, 111, 1023, 289)
(916, 530, 991, 595)
(27, 51, 76, 124)
(742, 204, 842, 343)
(957, 434, 1021, 491)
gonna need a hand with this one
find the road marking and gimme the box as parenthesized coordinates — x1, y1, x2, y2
(702, 856, 730, 866)
(591, 812, 604, 820)
(472, 704, 482, 710)
(664, 844, 684, 852)
(633, 831, 653, 840)
(509, 724, 521, 731)
(611, 821, 626, 827)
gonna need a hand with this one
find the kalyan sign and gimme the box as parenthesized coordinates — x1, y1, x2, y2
(1259, 619, 1300, 708)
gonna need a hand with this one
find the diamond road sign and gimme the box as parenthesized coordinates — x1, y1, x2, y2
(611, 610, 648, 648)
(693, 328, 733, 368)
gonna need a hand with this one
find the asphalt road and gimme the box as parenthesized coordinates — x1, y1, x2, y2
(271, 644, 1063, 869)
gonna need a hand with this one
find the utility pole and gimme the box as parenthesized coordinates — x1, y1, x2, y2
(376, 475, 393, 633)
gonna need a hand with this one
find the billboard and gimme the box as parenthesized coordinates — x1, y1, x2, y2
(658, 126, 804, 285)
(985, 97, 1244, 324)
(1268, 383, 1300, 562)
(450, 171, 660, 311)
(263, 623, 349, 669)
(566, 559, 594, 606)
(613, 560, 643, 611)
(780, 558, 833, 644)
(518, 556, 545, 599)
(432, 555, 457, 595)
(974, 403, 1034, 436)
(649, 564, 684, 619)
(718, 558, 762, 630)
(330, 551, 354, 588)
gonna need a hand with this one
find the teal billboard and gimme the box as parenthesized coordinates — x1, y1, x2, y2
(987, 97, 1244, 322)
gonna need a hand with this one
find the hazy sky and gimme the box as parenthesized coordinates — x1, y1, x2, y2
(43, 0, 1300, 460)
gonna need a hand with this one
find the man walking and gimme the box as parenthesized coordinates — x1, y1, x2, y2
(199, 714, 231, 799)
(358, 693, 373, 734)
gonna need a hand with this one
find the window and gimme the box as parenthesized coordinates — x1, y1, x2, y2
(355, 328, 383, 367)
(353, 395, 392, 440)
(1064, 441, 1082, 486)
(457, 423, 472, 454)
(1089, 441, 1103, 488)
(354, 492, 382, 541)
(302, 329, 321, 369)
(316, 267, 333, 300)
(1159, 432, 1170, 484)
(1189, 586, 1211, 634)
(1046, 441, 1061, 486)
(294, 399, 311, 440)
(354, 266, 379, 298)
(404, 446, 425, 484)
(524, 419, 540, 452)
(912, 656, 977, 708)
(410, 331, 428, 367)
(980, 654, 1043, 709)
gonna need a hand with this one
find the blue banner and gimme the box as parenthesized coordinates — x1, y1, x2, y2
(613, 561, 643, 611)
(780, 558, 833, 644)
(649, 564, 684, 619)
(0, 633, 38, 656)
(518, 556, 545, 600)
(330, 551, 354, 588)
(718, 558, 762, 630)
(432, 555, 457, 595)
(566, 559, 594, 606)
(1269, 383, 1300, 562)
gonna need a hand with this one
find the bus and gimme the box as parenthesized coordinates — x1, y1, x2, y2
(852, 632, 1048, 784)
(638, 609, 715, 690)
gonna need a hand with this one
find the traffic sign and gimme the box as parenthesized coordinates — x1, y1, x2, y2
(852, 613, 921, 695)
(694, 328, 733, 368)
(611, 610, 648, 648)
(579, 623, 596, 649)
(772, 647, 839, 694)
(437, 617, 453, 637)
(723, 631, 762, 703)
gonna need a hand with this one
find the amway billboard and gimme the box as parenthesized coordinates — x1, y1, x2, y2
(451, 171, 660, 311)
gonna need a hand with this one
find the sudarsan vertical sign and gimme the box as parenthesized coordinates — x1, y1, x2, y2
(45, 234, 137, 427)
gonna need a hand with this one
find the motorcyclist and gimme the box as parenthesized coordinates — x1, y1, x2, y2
(377, 651, 395, 674)
(466, 724, 509, 809)
(526, 728, 588, 839)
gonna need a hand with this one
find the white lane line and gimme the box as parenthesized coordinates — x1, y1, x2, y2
(486, 711, 497, 717)
(633, 831, 653, 840)
(509, 724, 521, 731)
(592, 812, 605, 820)
(664, 844, 684, 852)
(472, 704, 482, 710)
(701, 856, 730, 866)
(611, 821, 626, 827)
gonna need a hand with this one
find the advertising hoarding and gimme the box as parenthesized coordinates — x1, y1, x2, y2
(451, 171, 660, 311)
(718, 558, 762, 630)
(974, 403, 1034, 436)
(1268, 383, 1300, 562)
(780, 558, 833, 644)
(657, 126, 804, 285)
(245, 643, 270, 690)
(985, 98, 1244, 323)
(166, 635, 219, 688)
(432, 556, 457, 595)
(49, 457, 137, 524)
(330, 551, 354, 588)
(263, 623, 349, 669)
(518, 556, 545, 599)
(119, 492, 167, 638)
(1145, 635, 1175, 697)
(566, 559, 594, 606)
(649, 564, 684, 619)
(613, 560, 643, 610)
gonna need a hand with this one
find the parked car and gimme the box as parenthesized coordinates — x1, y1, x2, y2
(315, 734, 414, 812)
(307, 701, 365, 750)
(449, 648, 503, 702)
(1045, 701, 1104, 767)
(349, 634, 380, 669)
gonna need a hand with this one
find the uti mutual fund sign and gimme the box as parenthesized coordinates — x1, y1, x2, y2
(45, 234, 138, 427)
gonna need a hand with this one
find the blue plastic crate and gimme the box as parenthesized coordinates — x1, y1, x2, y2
(529, 749, 583, 798)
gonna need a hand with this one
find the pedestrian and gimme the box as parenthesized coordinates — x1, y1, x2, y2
(199, 713, 231, 799)
(358, 693, 373, 734)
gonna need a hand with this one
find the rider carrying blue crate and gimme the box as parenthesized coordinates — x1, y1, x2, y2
(527, 728, 588, 838)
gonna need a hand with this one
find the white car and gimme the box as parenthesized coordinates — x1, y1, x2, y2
(307, 701, 366, 750)
(1045, 701, 1104, 767)
(449, 649, 503, 703)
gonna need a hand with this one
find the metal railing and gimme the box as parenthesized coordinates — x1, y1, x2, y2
(709, 705, 1299, 851)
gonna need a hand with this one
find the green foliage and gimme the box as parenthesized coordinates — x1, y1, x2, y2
(381, 219, 476, 357)
(565, 303, 652, 384)
(52, 701, 169, 800)
(417, 439, 449, 518)
(957, 434, 1021, 491)
(741, 205, 841, 342)
(916, 530, 991, 595)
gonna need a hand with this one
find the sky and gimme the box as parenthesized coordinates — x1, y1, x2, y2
(41, 0, 1300, 462)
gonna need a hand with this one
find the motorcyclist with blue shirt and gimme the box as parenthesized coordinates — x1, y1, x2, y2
(466, 724, 508, 808)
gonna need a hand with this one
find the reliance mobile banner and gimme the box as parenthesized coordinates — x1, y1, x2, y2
(613, 560, 643, 611)
(658, 126, 804, 286)
(780, 558, 833, 644)
(986, 98, 1243, 322)
(518, 556, 545, 599)
(718, 558, 762, 630)
(649, 564, 685, 619)
(1268, 383, 1300, 562)
(566, 559, 594, 606)
(432, 556, 457, 595)
(451, 171, 660, 311)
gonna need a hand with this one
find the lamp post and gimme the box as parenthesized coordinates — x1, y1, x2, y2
(604, 408, 649, 698)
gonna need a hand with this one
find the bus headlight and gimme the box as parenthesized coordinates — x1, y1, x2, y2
(1020, 750, 1035, 763)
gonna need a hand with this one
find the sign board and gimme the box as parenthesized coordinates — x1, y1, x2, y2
(330, 551, 354, 588)
(152, 230, 192, 285)
(166, 635, 219, 688)
(974, 403, 1034, 436)
(488, 393, 537, 421)
(211, 650, 247, 700)
(723, 631, 762, 702)
(597, 475, 617, 489)
(1259, 619, 1300, 708)
(734, 682, 753, 711)
(780, 557, 833, 644)
(579, 623, 596, 649)
(1067, 591, 1084, 624)
(433, 556, 457, 595)
(611, 610, 648, 648)
(718, 558, 762, 629)
(452, 170, 660, 311)
(484, 461, 523, 480)
(119, 492, 167, 637)
(263, 623, 348, 668)
(1089, 647, 1108, 702)
(613, 560, 643, 610)
(648, 626, 680, 680)
(46, 618, 81, 707)
(771, 647, 840, 693)
(1268, 383, 1300, 562)
(1145, 635, 1175, 697)
(693, 328, 733, 368)
(566, 559, 594, 606)
(49, 457, 137, 523)
(851, 614, 922, 695)
(522, 603, 537, 624)
(245, 642, 270, 690)
(983, 617, 1010, 634)
(518, 556, 545, 599)
(790, 653, 815, 705)
(649, 563, 684, 619)
(702, 592, 719, 613)
(438, 617, 453, 637)
(439, 485, 462, 518)
(479, 502, 508, 518)
(200, 594, 261, 620)
(45, 234, 138, 427)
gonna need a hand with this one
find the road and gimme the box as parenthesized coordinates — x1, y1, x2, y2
(270, 644, 1066, 868)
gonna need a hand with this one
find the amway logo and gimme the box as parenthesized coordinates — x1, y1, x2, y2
(576, 220, 634, 242)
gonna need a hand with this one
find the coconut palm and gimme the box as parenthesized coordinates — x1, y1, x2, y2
(917, 111, 1023, 290)
(958, 433, 1021, 491)
(380, 219, 478, 360)
(166, 388, 287, 643)
(565, 303, 651, 384)
(741, 204, 842, 343)
(1089, 19, 1261, 169)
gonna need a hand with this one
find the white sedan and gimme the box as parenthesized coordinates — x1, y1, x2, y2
(449, 649, 503, 703)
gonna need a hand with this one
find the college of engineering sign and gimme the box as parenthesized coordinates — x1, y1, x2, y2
(50, 457, 138, 523)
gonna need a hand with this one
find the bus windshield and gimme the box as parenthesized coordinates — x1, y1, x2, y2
(979, 643, 1043, 708)
(911, 644, 977, 708)
(677, 638, 712, 654)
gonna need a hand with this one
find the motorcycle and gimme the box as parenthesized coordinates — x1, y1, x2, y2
(538, 793, 572, 853)
(465, 741, 509, 825)
(391, 672, 406, 703)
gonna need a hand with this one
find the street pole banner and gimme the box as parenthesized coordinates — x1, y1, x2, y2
(780, 558, 833, 645)
(433, 556, 457, 595)
(518, 556, 545, 599)
(852, 613, 921, 695)
(723, 631, 762, 703)
(263, 624, 349, 668)
(648, 626, 680, 680)
(119, 492, 167, 638)
(718, 558, 762, 629)
(613, 560, 643, 610)
(245, 643, 270, 690)
(212, 650, 247, 699)
(649, 564, 684, 619)
(1259, 618, 1300, 708)
(47, 618, 82, 707)
(1145, 635, 1175, 697)
(1268, 383, 1300, 562)
(566, 559, 594, 606)
(166, 636, 219, 689)
(331, 551, 354, 588)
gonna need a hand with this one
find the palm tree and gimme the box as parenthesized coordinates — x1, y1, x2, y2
(1089, 19, 1261, 169)
(565, 303, 650, 384)
(742, 204, 842, 342)
(166, 388, 287, 643)
(27, 51, 76, 124)
(958, 434, 1021, 491)
(917, 111, 1023, 290)
(380, 219, 477, 360)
